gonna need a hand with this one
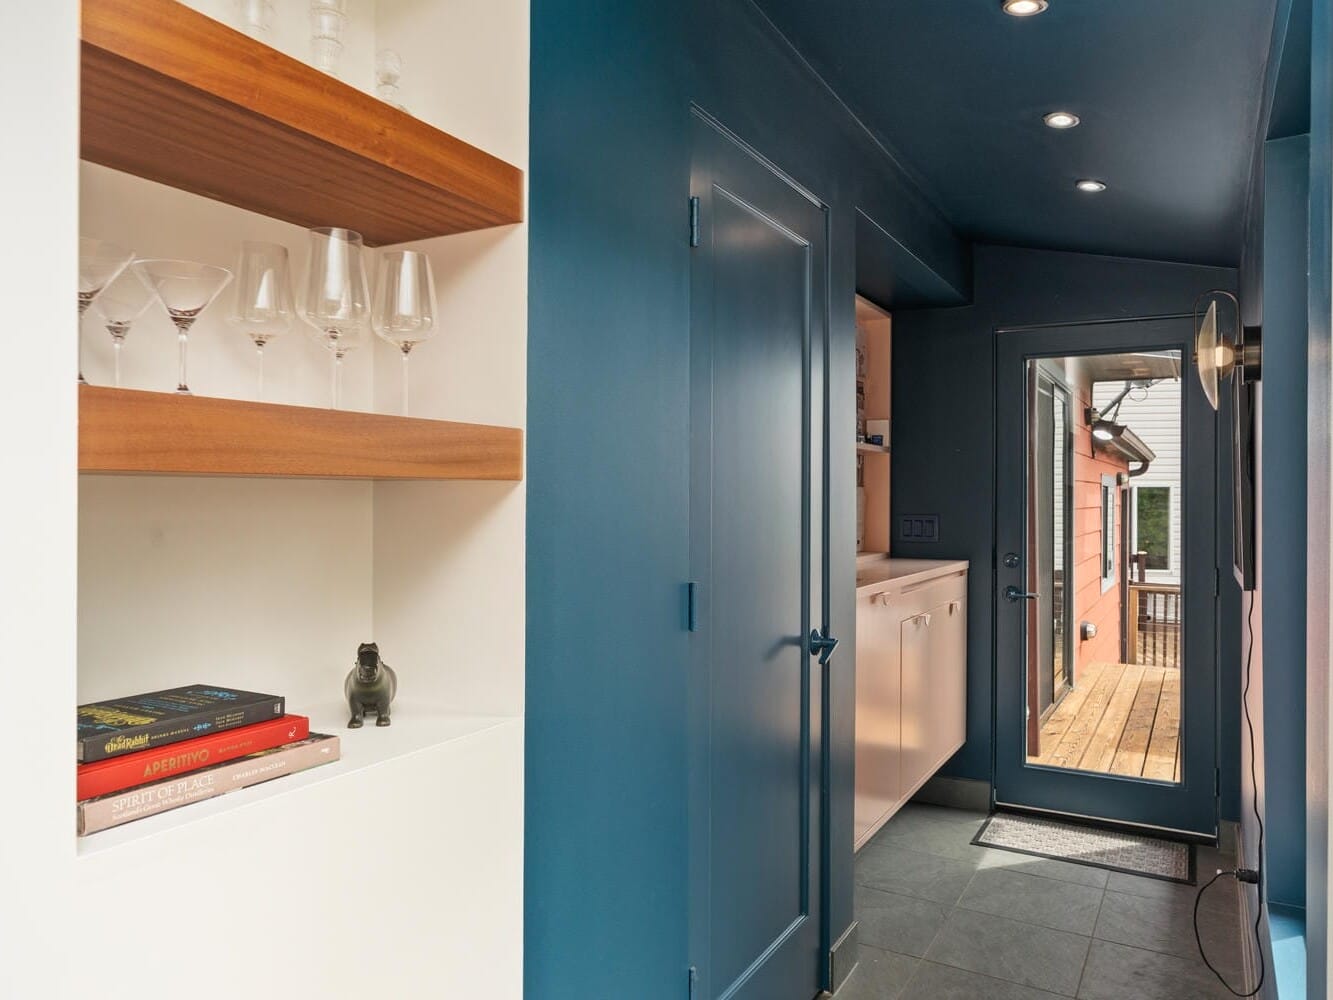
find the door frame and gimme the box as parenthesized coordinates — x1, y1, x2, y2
(992, 316, 1219, 838)
(687, 106, 831, 1000)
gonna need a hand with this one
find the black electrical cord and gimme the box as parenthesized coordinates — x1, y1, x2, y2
(1194, 595, 1265, 997)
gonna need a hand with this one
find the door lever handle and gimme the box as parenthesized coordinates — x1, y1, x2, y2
(1004, 585, 1040, 603)
(809, 628, 840, 666)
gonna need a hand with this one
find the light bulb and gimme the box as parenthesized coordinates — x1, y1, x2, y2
(1003, 0, 1049, 15)
(1043, 111, 1080, 129)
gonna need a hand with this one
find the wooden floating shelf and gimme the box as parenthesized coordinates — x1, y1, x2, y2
(856, 442, 891, 455)
(80, 0, 524, 245)
(79, 386, 524, 481)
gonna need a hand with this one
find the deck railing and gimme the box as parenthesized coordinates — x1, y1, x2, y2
(1127, 582, 1182, 668)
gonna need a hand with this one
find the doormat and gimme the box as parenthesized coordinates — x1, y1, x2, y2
(972, 812, 1195, 885)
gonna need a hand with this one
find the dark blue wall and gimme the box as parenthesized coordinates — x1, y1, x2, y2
(891, 245, 1242, 816)
(1260, 133, 1310, 909)
(527, 1, 969, 996)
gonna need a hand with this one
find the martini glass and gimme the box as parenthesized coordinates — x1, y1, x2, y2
(91, 269, 158, 388)
(300, 227, 369, 409)
(372, 250, 438, 415)
(229, 241, 294, 399)
(78, 238, 135, 383)
(133, 260, 233, 395)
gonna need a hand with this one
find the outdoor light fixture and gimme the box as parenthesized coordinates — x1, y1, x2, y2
(1091, 419, 1123, 442)
(1044, 111, 1080, 129)
(1075, 179, 1108, 193)
(1003, 0, 1049, 15)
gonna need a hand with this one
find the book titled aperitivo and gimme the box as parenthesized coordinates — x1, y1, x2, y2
(78, 734, 340, 836)
(76, 714, 310, 801)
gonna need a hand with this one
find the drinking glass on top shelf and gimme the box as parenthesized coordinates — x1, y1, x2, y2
(375, 49, 406, 112)
(234, 0, 275, 39)
(300, 227, 369, 409)
(133, 259, 233, 395)
(91, 269, 158, 389)
(372, 250, 438, 416)
(310, 0, 348, 77)
(229, 241, 294, 399)
(78, 237, 135, 383)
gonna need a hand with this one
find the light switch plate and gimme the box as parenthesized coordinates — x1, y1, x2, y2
(897, 514, 940, 543)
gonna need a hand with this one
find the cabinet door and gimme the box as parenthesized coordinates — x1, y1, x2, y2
(898, 610, 933, 798)
(929, 595, 968, 767)
(854, 592, 900, 847)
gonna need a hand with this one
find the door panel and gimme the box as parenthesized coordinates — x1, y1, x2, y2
(688, 113, 827, 1000)
(853, 593, 901, 849)
(899, 612, 931, 792)
(994, 319, 1217, 836)
(932, 596, 967, 760)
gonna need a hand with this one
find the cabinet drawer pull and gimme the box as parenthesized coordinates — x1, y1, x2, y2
(949, 600, 961, 616)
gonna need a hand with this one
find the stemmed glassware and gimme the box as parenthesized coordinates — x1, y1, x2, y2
(375, 49, 406, 111)
(229, 241, 294, 399)
(91, 269, 158, 388)
(133, 260, 234, 395)
(78, 238, 135, 383)
(300, 227, 369, 409)
(372, 250, 438, 416)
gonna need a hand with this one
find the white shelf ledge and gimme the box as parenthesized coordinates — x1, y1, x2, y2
(77, 704, 517, 858)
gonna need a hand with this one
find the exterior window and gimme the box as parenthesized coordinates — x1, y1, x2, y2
(1133, 486, 1172, 571)
(1101, 475, 1116, 592)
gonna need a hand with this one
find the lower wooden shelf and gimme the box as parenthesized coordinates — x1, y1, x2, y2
(79, 385, 524, 481)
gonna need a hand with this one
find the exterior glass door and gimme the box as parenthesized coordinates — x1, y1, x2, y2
(994, 318, 1217, 836)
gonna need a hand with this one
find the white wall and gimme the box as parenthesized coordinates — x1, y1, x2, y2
(1, 1, 527, 995)
(1093, 379, 1183, 584)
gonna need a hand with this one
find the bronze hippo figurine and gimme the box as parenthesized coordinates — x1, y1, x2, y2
(346, 642, 398, 728)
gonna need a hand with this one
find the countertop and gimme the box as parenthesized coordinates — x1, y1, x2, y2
(855, 556, 969, 594)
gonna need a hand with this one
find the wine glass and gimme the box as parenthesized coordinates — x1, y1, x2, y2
(91, 269, 158, 388)
(372, 250, 438, 416)
(376, 49, 406, 112)
(300, 227, 369, 409)
(229, 241, 294, 399)
(79, 238, 135, 383)
(133, 260, 233, 395)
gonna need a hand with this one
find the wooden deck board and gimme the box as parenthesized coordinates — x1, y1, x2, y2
(1109, 666, 1167, 777)
(1033, 661, 1180, 783)
(1042, 663, 1125, 770)
(1081, 664, 1147, 773)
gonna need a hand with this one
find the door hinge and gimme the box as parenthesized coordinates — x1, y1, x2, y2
(1213, 567, 1220, 598)
(688, 965, 698, 1000)
(687, 581, 699, 632)
(689, 196, 700, 248)
(1215, 767, 1221, 798)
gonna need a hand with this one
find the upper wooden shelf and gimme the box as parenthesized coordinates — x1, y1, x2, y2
(80, 386, 524, 481)
(80, 0, 524, 246)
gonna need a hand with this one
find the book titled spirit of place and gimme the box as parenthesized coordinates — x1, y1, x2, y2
(77, 685, 285, 763)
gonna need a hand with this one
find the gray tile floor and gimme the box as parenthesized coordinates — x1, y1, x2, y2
(834, 804, 1253, 1000)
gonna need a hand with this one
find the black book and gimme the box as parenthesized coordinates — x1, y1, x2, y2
(77, 685, 285, 763)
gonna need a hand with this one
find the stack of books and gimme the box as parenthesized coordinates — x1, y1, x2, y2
(76, 684, 340, 836)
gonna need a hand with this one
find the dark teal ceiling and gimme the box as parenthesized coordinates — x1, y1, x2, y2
(753, 0, 1279, 267)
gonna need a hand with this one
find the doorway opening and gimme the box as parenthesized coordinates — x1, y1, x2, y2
(1024, 351, 1184, 783)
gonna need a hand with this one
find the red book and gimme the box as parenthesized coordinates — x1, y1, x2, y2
(77, 714, 309, 801)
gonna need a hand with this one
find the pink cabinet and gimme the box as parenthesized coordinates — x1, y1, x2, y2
(854, 559, 968, 850)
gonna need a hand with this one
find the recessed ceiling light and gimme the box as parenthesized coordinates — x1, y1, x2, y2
(1044, 111, 1080, 129)
(1076, 179, 1108, 193)
(1003, 0, 1049, 15)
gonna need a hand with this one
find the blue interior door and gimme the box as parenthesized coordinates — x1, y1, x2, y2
(994, 318, 1218, 837)
(688, 111, 827, 1000)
